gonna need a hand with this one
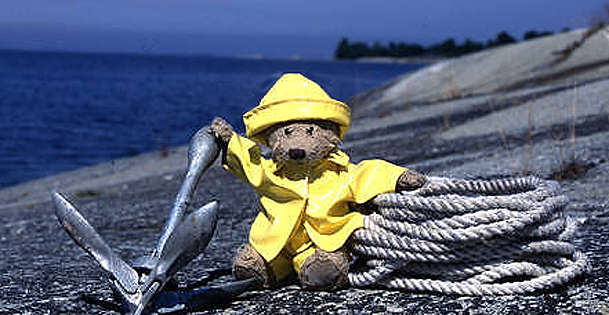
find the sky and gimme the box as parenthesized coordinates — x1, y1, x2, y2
(1, 0, 607, 58)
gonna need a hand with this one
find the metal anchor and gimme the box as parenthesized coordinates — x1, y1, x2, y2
(53, 126, 254, 314)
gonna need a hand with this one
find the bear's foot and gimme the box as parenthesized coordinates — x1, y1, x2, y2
(232, 244, 275, 289)
(298, 249, 348, 291)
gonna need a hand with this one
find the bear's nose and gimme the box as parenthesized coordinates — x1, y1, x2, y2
(288, 149, 306, 160)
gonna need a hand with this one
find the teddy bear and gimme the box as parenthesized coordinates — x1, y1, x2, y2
(210, 73, 426, 291)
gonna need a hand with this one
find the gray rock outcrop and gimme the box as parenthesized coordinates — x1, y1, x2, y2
(1, 28, 608, 314)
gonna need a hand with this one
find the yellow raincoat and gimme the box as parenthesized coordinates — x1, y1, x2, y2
(223, 135, 405, 278)
(223, 73, 407, 279)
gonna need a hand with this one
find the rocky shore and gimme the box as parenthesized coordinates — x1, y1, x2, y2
(1, 28, 609, 314)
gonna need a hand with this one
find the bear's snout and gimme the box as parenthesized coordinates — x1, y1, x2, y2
(266, 121, 340, 163)
(288, 148, 306, 160)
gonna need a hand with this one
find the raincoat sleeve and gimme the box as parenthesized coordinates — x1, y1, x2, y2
(222, 134, 266, 188)
(348, 159, 407, 204)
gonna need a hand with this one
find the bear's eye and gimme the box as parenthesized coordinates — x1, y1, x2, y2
(284, 128, 293, 136)
(306, 127, 314, 135)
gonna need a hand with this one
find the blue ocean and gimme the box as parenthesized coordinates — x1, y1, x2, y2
(0, 50, 424, 188)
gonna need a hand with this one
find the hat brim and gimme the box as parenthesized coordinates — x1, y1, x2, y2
(244, 98, 350, 144)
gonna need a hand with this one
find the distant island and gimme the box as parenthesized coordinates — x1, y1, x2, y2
(334, 29, 567, 60)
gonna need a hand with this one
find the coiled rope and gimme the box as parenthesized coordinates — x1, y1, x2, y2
(348, 176, 589, 295)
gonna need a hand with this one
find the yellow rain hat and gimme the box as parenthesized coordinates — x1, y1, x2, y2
(243, 73, 351, 144)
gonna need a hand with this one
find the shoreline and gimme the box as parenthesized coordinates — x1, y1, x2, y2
(0, 48, 442, 65)
(352, 56, 446, 64)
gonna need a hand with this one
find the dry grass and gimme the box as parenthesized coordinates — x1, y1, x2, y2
(551, 161, 590, 180)
(74, 189, 100, 198)
(548, 81, 591, 180)
(496, 82, 589, 180)
(570, 82, 578, 162)
(159, 144, 169, 158)
(441, 70, 461, 131)
(521, 97, 535, 175)
(494, 96, 522, 174)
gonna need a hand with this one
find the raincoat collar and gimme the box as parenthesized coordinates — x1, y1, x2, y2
(327, 150, 350, 168)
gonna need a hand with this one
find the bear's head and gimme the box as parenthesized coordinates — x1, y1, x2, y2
(262, 120, 341, 164)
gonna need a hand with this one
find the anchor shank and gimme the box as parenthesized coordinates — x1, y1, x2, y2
(155, 126, 219, 255)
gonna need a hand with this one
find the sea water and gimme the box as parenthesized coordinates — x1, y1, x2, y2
(0, 50, 424, 188)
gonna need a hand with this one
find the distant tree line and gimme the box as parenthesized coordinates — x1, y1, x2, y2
(335, 28, 569, 59)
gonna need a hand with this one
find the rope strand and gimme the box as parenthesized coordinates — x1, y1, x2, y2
(348, 176, 588, 295)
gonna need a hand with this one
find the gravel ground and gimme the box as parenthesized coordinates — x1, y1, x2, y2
(2, 32, 609, 314)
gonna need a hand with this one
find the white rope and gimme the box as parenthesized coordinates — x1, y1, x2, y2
(348, 176, 589, 296)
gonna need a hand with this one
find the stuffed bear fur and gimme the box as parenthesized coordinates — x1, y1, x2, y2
(210, 117, 426, 290)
